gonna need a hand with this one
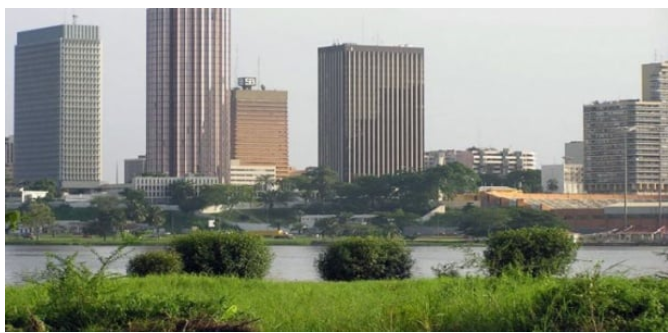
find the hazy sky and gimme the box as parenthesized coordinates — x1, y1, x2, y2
(5, 8, 668, 183)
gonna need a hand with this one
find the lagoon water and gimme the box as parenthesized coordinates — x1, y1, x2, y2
(5, 245, 667, 284)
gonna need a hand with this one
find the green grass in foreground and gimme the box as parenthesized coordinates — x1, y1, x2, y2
(6, 274, 668, 331)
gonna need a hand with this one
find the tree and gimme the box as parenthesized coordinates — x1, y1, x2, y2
(120, 188, 148, 223)
(484, 227, 578, 277)
(546, 178, 559, 193)
(24, 179, 59, 201)
(167, 180, 203, 214)
(426, 163, 481, 200)
(5, 210, 20, 233)
(89, 196, 125, 241)
(255, 177, 296, 229)
(200, 184, 254, 227)
(505, 170, 542, 193)
(145, 205, 165, 237)
(303, 166, 339, 204)
(21, 201, 55, 240)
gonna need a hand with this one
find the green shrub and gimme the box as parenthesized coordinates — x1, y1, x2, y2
(171, 231, 272, 278)
(316, 237, 414, 281)
(127, 250, 183, 276)
(484, 227, 578, 277)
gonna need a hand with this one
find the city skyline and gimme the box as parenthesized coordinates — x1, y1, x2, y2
(5, 8, 668, 183)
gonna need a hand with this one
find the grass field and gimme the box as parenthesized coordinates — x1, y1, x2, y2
(6, 274, 668, 332)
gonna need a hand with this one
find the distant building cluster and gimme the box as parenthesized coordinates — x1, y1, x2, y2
(7, 8, 667, 210)
(583, 61, 668, 194)
(424, 147, 536, 176)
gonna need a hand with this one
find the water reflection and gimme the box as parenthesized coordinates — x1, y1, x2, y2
(5, 245, 667, 284)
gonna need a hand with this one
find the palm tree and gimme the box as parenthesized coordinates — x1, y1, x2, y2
(145, 205, 165, 238)
(547, 178, 559, 193)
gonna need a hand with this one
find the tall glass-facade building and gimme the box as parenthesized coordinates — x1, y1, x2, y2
(146, 8, 231, 180)
(14, 24, 101, 188)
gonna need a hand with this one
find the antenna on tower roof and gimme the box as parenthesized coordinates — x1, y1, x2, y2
(72, 14, 78, 25)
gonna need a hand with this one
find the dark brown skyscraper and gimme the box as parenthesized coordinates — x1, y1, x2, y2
(318, 44, 424, 182)
(231, 77, 289, 179)
(146, 8, 231, 179)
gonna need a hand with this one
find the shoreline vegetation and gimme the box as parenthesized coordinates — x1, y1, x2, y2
(4, 234, 666, 247)
(6, 275, 668, 331)
(6, 231, 668, 331)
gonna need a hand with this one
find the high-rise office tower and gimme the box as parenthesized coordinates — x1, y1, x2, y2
(318, 44, 424, 182)
(231, 77, 289, 179)
(146, 8, 231, 180)
(14, 24, 101, 188)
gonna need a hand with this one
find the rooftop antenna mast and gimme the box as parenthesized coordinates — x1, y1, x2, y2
(257, 57, 261, 87)
(72, 14, 78, 25)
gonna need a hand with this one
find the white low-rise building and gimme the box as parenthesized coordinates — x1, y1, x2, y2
(229, 159, 276, 186)
(133, 176, 219, 204)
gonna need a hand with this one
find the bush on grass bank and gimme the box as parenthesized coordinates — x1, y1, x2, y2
(127, 250, 183, 276)
(316, 237, 414, 281)
(484, 227, 578, 277)
(4, 247, 256, 332)
(171, 231, 273, 278)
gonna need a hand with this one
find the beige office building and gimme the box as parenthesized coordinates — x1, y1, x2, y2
(318, 44, 424, 182)
(231, 78, 289, 179)
(146, 8, 231, 180)
(229, 159, 276, 186)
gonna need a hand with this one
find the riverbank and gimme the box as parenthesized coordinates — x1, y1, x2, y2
(3, 234, 482, 247)
(6, 275, 668, 331)
(6, 234, 667, 247)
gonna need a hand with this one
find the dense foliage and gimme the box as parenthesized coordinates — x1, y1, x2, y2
(5, 250, 253, 332)
(484, 227, 578, 277)
(171, 231, 272, 278)
(7, 274, 668, 332)
(316, 237, 414, 281)
(427, 206, 567, 237)
(127, 251, 183, 276)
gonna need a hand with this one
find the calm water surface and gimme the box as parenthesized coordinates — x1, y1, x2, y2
(4, 245, 667, 284)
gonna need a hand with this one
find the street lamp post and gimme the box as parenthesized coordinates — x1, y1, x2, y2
(623, 126, 638, 229)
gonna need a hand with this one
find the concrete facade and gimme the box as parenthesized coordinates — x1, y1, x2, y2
(583, 99, 667, 194)
(564, 141, 584, 164)
(124, 155, 146, 184)
(642, 61, 668, 102)
(231, 86, 288, 179)
(318, 44, 424, 182)
(468, 147, 537, 175)
(541, 163, 584, 194)
(132, 175, 219, 204)
(146, 8, 231, 180)
(14, 24, 101, 188)
(229, 159, 276, 186)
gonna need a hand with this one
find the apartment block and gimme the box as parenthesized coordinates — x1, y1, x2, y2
(583, 99, 667, 194)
